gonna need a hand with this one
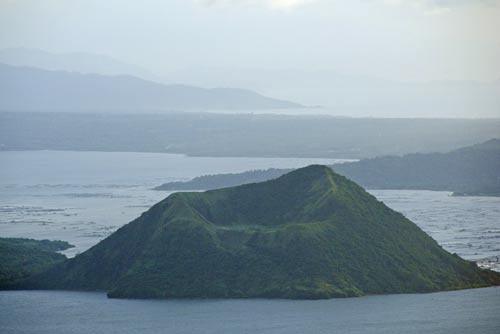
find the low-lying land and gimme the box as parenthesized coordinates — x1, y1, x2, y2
(156, 139, 500, 196)
(2, 111, 500, 159)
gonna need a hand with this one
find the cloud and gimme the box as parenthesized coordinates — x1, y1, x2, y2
(196, 0, 316, 10)
(196, 0, 499, 13)
(383, 0, 499, 10)
(381, 0, 500, 16)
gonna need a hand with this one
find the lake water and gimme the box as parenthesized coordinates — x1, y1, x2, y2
(368, 189, 500, 271)
(1, 288, 499, 334)
(1, 150, 499, 334)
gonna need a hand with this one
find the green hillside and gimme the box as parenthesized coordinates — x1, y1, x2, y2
(0, 238, 73, 289)
(28, 166, 500, 299)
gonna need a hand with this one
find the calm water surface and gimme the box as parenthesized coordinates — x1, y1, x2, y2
(1, 288, 499, 334)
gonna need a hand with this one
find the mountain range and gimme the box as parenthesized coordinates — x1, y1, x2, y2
(2, 48, 499, 117)
(0, 63, 301, 112)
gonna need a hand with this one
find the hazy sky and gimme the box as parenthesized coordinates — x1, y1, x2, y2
(1, 0, 500, 82)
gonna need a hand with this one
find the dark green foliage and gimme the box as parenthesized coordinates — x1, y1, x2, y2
(0, 238, 73, 289)
(28, 166, 500, 299)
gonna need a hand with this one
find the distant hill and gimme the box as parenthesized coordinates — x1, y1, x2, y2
(0, 238, 74, 290)
(0, 63, 301, 112)
(25, 166, 500, 299)
(334, 139, 500, 196)
(155, 139, 500, 196)
(155, 168, 293, 191)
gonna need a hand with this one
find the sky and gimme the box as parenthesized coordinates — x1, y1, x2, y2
(1, 0, 500, 83)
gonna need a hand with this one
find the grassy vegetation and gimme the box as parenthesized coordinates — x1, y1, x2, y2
(27, 165, 500, 299)
(0, 238, 73, 289)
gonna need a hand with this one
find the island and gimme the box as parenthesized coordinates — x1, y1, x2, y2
(154, 168, 292, 191)
(24, 165, 500, 299)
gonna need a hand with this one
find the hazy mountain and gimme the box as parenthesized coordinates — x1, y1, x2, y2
(168, 68, 500, 118)
(26, 166, 500, 299)
(0, 63, 301, 112)
(155, 139, 500, 196)
(2, 48, 498, 117)
(0, 47, 158, 81)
